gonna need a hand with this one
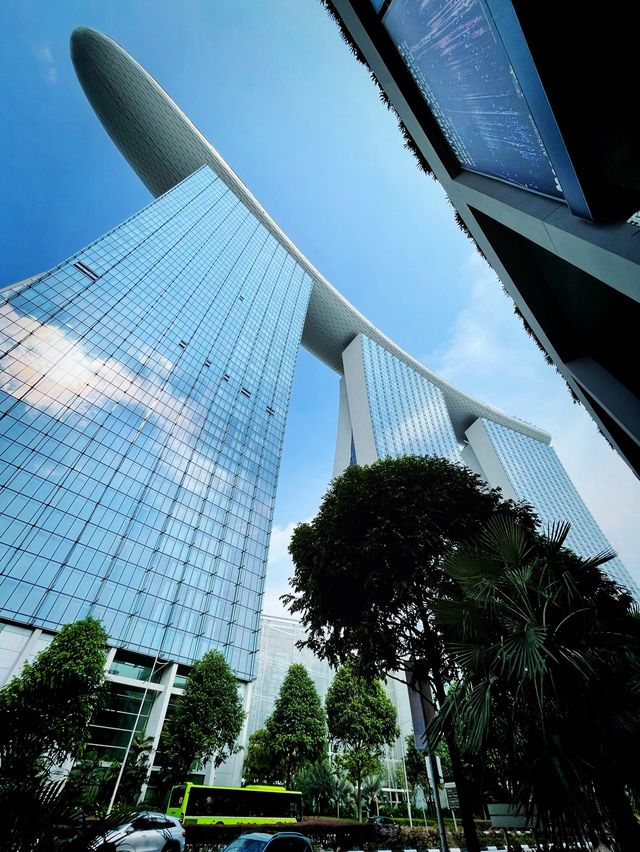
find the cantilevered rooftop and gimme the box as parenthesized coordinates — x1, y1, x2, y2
(70, 26, 549, 446)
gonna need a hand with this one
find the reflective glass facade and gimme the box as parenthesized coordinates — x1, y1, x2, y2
(360, 335, 460, 462)
(480, 419, 640, 597)
(340, 337, 638, 599)
(88, 681, 155, 763)
(248, 616, 414, 771)
(0, 166, 312, 679)
(247, 616, 334, 738)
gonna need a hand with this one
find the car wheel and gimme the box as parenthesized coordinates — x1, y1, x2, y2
(161, 843, 180, 852)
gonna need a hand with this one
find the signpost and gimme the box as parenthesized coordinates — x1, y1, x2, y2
(444, 782, 459, 832)
(444, 782, 459, 809)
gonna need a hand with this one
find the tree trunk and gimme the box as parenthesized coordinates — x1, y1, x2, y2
(600, 782, 640, 852)
(432, 671, 481, 852)
(357, 775, 362, 822)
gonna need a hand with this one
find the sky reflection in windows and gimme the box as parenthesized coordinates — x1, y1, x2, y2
(0, 167, 312, 679)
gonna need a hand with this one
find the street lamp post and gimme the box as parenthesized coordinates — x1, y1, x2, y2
(398, 733, 413, 827)
(424, 741, 449, 852)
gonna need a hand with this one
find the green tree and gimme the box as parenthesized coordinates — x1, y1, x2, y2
(404, 735, 429, 792)
(325, 665, 398, 821)
(285, 456, 536, 851)
(0, 617, 108, 777)
(326, 765, 355, 819)
(0, 618, 108, 851)
(295, 760, 334, 815)
(361, 773, 383, 817)
(242, 729, 276, 785)
(264, 663, 327, 787)
(436, 516, 640, 850)
(161, 650, 244, 788)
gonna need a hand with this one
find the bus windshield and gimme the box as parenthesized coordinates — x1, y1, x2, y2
(168, 784, 187, 810)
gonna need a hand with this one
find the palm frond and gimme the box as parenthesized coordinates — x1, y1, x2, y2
(498, 626, 549, 683)
(543, 520, 572, 552)
(443, 545, 500, 586)
(479, 515, 533, 566)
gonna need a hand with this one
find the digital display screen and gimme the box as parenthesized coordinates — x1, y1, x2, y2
(383, 0, 563, 198)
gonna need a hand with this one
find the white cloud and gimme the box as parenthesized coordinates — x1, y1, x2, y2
(426, 251, 640, 588)
(428, 252, 542, 400)
(0, 305, 239, 498)
(32, 43, 58, 85)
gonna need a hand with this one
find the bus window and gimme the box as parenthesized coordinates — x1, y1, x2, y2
(169, 785, 186, 809)
(287, 795, 302, 820)
(189, 787, 224, 816)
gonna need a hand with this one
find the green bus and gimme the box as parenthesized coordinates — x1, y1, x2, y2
(167, 783, 303, 826)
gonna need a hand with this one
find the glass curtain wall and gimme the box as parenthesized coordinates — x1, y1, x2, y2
(0, 166, 313, 679)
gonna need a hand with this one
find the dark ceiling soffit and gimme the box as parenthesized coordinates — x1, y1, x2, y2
(337, 0, 601, 221)
(485, 0, 592, 221)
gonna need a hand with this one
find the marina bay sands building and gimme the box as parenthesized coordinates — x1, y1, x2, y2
(0, 28, 637, 787)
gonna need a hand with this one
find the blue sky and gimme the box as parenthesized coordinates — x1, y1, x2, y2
(2, 0, 639, 613)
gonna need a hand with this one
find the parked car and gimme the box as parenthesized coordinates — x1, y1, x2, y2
(221, 831, 314, 852)
(366, 815, 398, 832)
(92, 812, 185, 851)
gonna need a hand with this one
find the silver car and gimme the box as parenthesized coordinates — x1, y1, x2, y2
(92, 812, 185, 852)
(222, 832, 314, 852)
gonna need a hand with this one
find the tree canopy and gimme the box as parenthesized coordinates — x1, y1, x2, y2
(325, 665, 397, 821)
(0, 616, 108, 775)
(285, 455, 536, 679)
(264, 663, 327, 787)
(404, 734, 429, 792)
(161, 649, 244, 788)
(285, 455, 536, 851)
(0, 617, 109, 851)
(242, 729, 275, 785)
(435, 515, 640, 850)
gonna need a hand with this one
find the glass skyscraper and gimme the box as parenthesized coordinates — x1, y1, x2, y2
(336, 334, 640, 598)
(0, 165, 312, 680)
(249, 615, 414, 805)
(358, 335, 461, 463)
(1, 25, 638, 789)
(465, 419, 637, 591)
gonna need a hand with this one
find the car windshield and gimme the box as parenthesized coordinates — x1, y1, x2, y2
(224, 838, 268, 852)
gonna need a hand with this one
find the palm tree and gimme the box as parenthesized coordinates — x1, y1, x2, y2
(327, 766, 355, 819)
(360, 773, 383, 817)
(296, 761, 334, 815)
(433, 516, 640, 850)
